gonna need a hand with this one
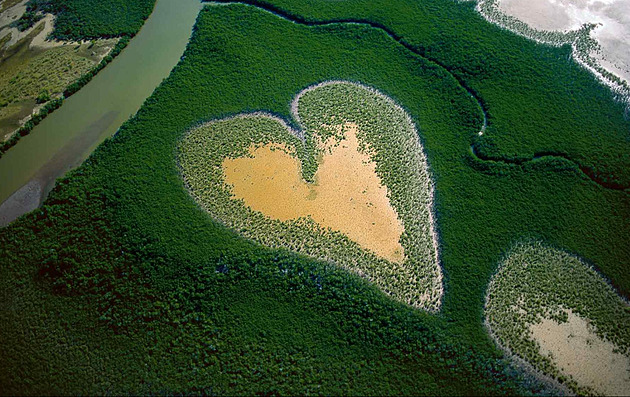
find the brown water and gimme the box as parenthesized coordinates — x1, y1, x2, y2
(223, 123, 405, 263)
(0, 0, 203, 226)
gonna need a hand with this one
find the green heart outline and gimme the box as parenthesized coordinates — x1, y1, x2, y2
(178, 81, 442, 311)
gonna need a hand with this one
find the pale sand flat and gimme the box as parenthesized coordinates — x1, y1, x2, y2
(530, 309, 630, 396)
(497, 0, 630, 85)
(0, 179, 42, 227)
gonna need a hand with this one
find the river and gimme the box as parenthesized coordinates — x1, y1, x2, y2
(0, 0, 203, 226)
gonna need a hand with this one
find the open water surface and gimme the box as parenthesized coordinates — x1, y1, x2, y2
(0, 0, 203, 226)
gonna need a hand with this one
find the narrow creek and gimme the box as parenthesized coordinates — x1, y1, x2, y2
(0, 0, 203, 226)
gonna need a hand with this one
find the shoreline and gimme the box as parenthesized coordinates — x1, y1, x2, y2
(0, 1, 156, 157)
(0, 0, 202, 228)
(0, 178, 42, 227)
(475, 0, 630, 104)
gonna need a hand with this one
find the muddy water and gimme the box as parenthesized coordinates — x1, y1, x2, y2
(0, 0, 202, 226)
(223, 123, 405, 263)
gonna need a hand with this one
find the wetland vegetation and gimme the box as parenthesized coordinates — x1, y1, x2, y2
(0, 0, 628, 394)
(179, 82, 442, 310)
(485, 242, 630, 395)
(0, 0, 156, 155)
(13, 0, 155, 40)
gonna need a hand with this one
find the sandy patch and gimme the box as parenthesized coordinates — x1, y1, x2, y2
(0, 0, 26, 14)
(28, 14, 65, 49)
(485, 242, 630, 395)
(223, 122, 405, 263)
(530, 309, 630, 395)
(0, 3, 43, 50)
(0, 0, 26, 29)
(180, 81, 443, 310)
(0, 179, 41, 227)
(494, 0, 630, 87)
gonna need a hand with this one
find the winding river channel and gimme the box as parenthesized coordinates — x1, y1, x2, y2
(0, 0, 202, 226)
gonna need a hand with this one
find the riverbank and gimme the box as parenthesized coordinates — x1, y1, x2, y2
(0, 0, 140, 154)
(0, 0, 202, 226)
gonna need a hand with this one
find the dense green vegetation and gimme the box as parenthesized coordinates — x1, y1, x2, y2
(1, 0, 629, 394)
(16, 0, 155, 40)
(486, 242, 630, 394)
(180, 82, 441, 310)
(214, 0, 630, 189)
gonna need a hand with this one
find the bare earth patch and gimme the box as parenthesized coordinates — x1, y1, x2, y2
(223, 122, 405, 263)
(530, 309, 630, 396)
(477, 0, 630, 95)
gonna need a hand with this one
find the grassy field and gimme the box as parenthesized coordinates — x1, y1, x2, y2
(0, 0, 156, 153)
(0, 36, 116, 138)
(0, 0, 628, 394)
(0, 40, 116, 105)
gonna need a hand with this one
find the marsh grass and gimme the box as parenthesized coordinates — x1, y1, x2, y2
(485, 241, 630, 394)
(0, 26, 116, 139)
(179, 81, 443, 310)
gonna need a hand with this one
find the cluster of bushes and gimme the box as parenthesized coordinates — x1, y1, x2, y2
(179, 82, 442, 311)
(63, 36, 129, 96)
(0, 98, 63, 157)
(0, 183, 528, 394)
(10, 10, 44, 32)
(485, 241, 630, 394)
(16, 0, 155, 41)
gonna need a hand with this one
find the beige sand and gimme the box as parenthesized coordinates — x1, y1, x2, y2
(497, 0, 630, 85)
(530, 310, 630, 395)
(223, 122, 405, 263)
(0, 0, 26, 29)
(28, 14, 64, 49)
(0, 0, 40, 50)
(0, 0, 26, 14)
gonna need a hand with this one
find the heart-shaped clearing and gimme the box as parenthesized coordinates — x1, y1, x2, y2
(222, 122, 405, 263)
(179, 81, 442, 310)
